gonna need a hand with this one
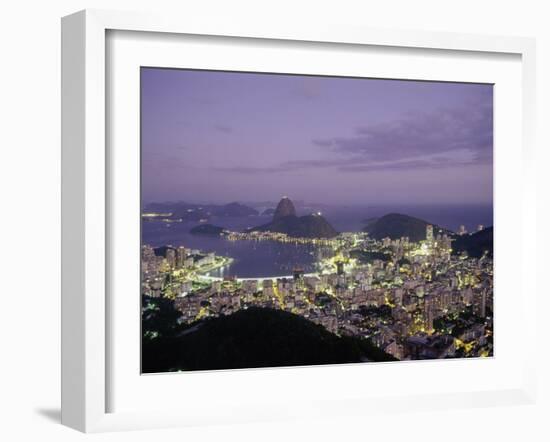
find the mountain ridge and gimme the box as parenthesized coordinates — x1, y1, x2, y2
(363, 213, 452, 242)
(144, 201, 259, 221)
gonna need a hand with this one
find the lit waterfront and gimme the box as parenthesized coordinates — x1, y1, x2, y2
(142, 222, 493, 361)
(224, 230, 338, 247)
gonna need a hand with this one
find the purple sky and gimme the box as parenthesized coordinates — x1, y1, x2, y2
(141, 68, 493, 206)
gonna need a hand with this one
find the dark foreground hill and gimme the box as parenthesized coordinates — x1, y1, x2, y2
(452, 227, 493, 258)
(142, 307, 395, 372)
(363, 213, 450, 242)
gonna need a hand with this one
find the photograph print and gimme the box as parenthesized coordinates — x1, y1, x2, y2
(141, 68, 494, 373)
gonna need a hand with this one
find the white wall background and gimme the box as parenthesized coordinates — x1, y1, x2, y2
(0, 1, 548, 440)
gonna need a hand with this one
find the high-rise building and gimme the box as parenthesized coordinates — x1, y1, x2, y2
(262, 279, 274, 297)
(426, 224, 434, 243)
(425, 310, 435, 333)
(474, 290, 487, 318)
(176, 246, 187, 268)
(477, 224, 484, 232)
(159, 258, 171, 273)
(458, 225, 467, 236)
(141, 244, 155, 261)
(462, 287, 474, 305)
(165, 248, 176, 269)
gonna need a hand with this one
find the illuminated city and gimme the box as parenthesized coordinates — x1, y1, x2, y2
(142, 203, 493, 364)
(140, 68, 493, 372)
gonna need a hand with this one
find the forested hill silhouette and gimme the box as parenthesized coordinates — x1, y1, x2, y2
(452, 227, 493, 258)
(363, 213, 451, 242)
(142, 307, 396, 372)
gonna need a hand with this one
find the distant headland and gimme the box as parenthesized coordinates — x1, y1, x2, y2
(250, 196, 338, 239)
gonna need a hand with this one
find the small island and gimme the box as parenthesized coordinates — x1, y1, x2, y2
(189, 224, 225, 236)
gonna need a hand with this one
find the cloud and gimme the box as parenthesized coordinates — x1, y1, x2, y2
(315, 102, 492, 164)
(338, 157, 489, 173)
(213, 159, 352, 174)
(213, 94, 493, 175)
(214, 155, 490, 175)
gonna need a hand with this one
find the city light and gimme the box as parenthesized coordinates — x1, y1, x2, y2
(142, 222, 493, 361)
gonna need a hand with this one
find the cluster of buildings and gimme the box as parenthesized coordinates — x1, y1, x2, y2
(142, 224, 493, 361)
(141, 244, 230, 298)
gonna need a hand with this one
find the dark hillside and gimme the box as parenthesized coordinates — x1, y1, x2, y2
(363, 213, 450, 242)
(452, 227, 493, 258)
(142, 307, 395, 372)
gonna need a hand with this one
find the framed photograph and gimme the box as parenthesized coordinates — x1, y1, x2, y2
(61, 9, 537, 432)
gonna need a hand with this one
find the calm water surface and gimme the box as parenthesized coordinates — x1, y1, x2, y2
(142, 205, 492, 278)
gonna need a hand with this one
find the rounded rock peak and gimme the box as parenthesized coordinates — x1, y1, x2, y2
(273, 196, 296, 221)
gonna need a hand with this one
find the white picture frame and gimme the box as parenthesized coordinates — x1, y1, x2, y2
(61, 9, 537, 433)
